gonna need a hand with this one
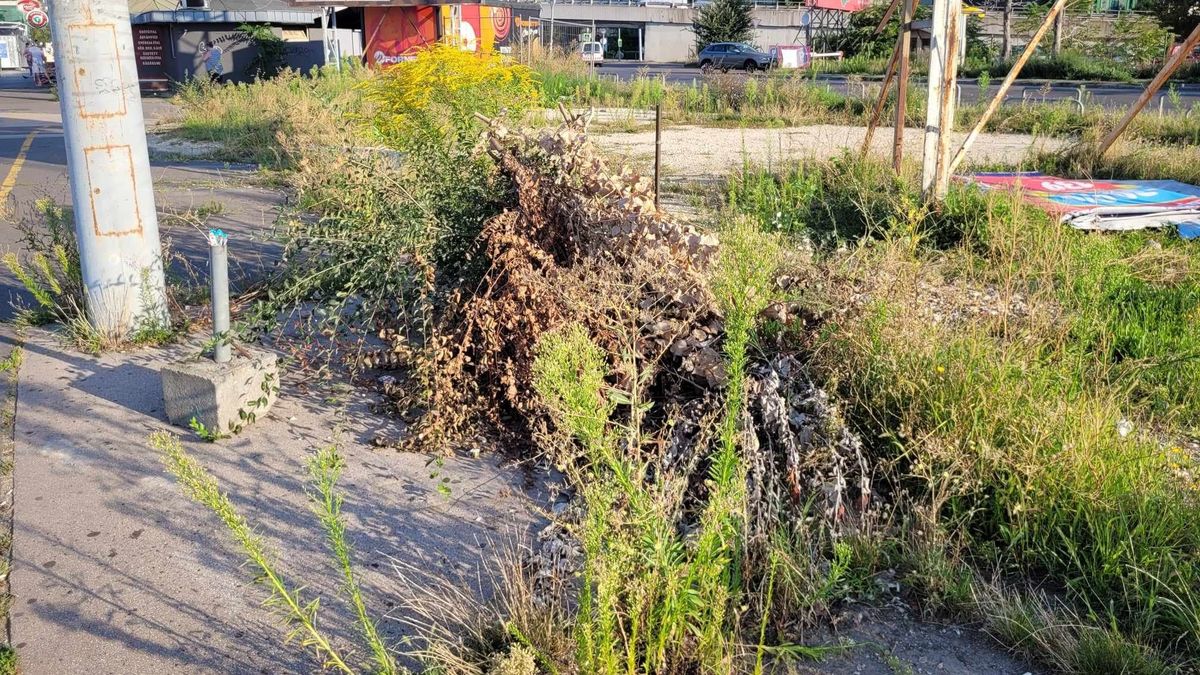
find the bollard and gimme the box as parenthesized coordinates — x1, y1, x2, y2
(207, 228, 231, 364)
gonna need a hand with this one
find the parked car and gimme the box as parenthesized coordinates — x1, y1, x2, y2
(697, 42, 774, 73)
(580, 41, 604, 64)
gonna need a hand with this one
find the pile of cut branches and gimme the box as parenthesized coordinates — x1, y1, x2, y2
(407, 112, 871, 538)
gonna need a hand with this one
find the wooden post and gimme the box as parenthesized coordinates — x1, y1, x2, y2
(947, 0, 1066, 175)
(860, 47, 900, 156)
(892, 0, 916, 173)
(872, 0, 903, 36)
(654, 102, 662, 208)
(932, 4, 961, 197)
(921, 0, 961, 199)
(1096, 22, 1200, 157)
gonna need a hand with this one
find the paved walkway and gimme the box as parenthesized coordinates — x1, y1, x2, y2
(9, 330, 538, 673)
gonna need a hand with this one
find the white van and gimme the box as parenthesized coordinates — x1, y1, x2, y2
(580, 41, 604, 64)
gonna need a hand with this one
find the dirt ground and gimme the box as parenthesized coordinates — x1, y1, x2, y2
(593, 124, 1066, 181)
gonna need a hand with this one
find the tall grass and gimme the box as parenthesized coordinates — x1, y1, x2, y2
(171, 65, 370, 164)
(723, 153, 1200, 669)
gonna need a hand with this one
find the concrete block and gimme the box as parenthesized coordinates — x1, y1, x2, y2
(161, 348, 279, 436)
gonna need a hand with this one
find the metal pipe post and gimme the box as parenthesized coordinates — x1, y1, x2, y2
(207, 229, 231, 364)
(47, 0, 168, 336)
(331, 7, 342, 72)
(654, 102, 662, 208)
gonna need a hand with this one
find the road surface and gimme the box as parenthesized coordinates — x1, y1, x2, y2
(0, 72, 281, 322)
(597, 61, 1200, 110)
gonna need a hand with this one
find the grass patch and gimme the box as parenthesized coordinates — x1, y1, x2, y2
(724, 152, 1200, 671)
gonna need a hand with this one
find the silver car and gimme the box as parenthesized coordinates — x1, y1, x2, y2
(697, 42, 774, 73)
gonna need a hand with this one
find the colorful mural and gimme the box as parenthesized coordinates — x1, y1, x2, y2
(439, 4, 539, 55)
(364, 6, 438, 66)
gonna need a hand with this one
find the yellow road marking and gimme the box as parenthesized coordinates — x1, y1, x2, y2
(0, 129, 39, 205)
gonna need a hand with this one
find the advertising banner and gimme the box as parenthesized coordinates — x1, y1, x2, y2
(807, 0, 872, 12)
(441, 4, 539, 54)
(364, 6, 437, 66)
(968, 172, 1200, 238)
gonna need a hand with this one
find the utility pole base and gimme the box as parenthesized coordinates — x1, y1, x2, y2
(161, 349, 279, 437)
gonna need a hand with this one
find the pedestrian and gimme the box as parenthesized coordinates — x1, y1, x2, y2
(26, 42, 47, 87)
(201, 42, 224, 84)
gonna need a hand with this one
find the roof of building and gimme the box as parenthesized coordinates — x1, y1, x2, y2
(129, 0, 321, 24)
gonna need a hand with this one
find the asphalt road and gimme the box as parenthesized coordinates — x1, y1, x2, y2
(0, 80, 69, 319)
(596, 61, 1200, 110)
(0, 73, 280, 322)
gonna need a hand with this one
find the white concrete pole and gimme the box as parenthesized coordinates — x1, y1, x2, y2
(47, 0, 168, 335)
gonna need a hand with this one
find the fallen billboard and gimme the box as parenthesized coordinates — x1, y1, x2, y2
(967, 172, 1200, 239)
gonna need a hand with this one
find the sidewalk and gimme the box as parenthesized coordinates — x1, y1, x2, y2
(8, 327, 539, 673)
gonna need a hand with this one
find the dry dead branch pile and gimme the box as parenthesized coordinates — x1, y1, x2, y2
(410, 114, 871, 538)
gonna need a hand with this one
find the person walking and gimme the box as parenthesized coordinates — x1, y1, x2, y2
(201, 42, 224, 84)
(25, 42, 47, 87)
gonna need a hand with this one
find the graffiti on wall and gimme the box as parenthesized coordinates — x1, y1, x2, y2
(364, 6, 437, 66)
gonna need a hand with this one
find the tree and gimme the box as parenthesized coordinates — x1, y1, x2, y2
(692, 0, 754, 52)
(238, 23, 286, 80)
(1002, 0, 1014, 59)
(1141, 0, 1199, 37)
(834, 3, 931, 57)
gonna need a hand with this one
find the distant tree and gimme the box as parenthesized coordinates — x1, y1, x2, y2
(834, 3, 932, 57)
(1002, 0, 1014, 58)
(238, 23, 286, 80)
(1141, 0, 1200, 37)
(28, 25, 51, 47)
(692, 0, 754, 52)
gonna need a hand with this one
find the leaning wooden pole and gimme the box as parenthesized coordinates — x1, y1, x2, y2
(892, 0, 916, 172)
(872, 0, 903, 35)
(947, 0, 1067, 175)
(1096, 22, 1200, 157)
(861, 48, 901, 156)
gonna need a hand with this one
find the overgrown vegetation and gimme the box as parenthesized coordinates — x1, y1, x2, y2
(168, 44, 1200, 675)
(528, 56, 1200, 147)
(723, 151, 1200, 672)
(3, 199, 185, 353)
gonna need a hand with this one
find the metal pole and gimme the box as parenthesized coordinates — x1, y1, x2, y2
(47, 0, 168, 335)
(207, 229, 231, 364)
(654, 102, 662, 208)
(319, 6, 330, 67)
(1097, 22, 1200, 157)
(892, 0, 915, 173)
(549, 1, 556, 51)
(331, 7, 342, 72)
(947, 0, 1066, 176)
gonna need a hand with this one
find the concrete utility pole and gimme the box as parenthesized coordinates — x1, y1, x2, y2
(47, 0, 168, 335)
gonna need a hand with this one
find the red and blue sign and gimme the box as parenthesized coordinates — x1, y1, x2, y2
(968, 173, 1200, 239)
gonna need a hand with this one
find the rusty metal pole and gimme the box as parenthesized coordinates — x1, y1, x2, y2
(654, 102, 662, 208)
(892, 0, 915, 172)
(47, 0, 168, 335)
(1097, 22, 1200, 157)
